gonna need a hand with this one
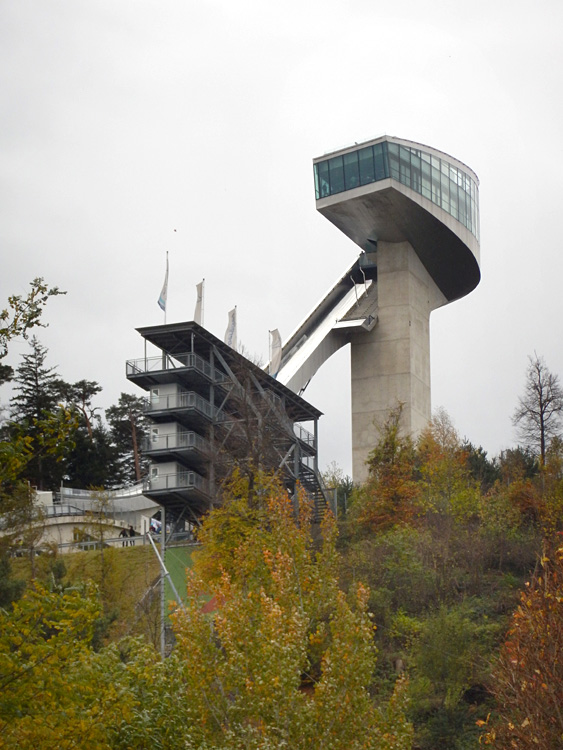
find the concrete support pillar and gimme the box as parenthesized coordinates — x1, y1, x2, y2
(350, 241, 446, 484)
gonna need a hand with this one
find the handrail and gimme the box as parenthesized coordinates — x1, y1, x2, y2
(142, 430, 208, 453)
(294, 423, 315, 447)
(58, 482, 146, 500)
(144, 391, 221, 420)
(145, 470, 207, 493)
(126, 352, 227, 383)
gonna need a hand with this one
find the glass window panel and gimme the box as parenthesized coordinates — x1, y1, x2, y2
(421, 151, 431, 164)
(410, 153, 421, 193)
(358, 146, 375, 185)
(328, 155, 345, 194)
(399, 146, 411, 187)
(388, 142, 400, 180)
(431, 167, 441, 204)
(449, 180, 458, 219)
(382, 141, 390, 178)
(343, 151, 360, 190)
(459, 189, 465, 222)
(374, 142, 388, 180)
(458, 184, 467, 226)
(421, 160, 431, 199)
(441, 173, 450, 212)
(314, 164, 320, 199)
(317, 161, 330, 198)
(431, 155, 441, 171)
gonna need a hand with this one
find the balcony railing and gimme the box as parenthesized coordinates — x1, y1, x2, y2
(145, 391, 222, 421)
(143, 431, 208, 453)
(145, 470, 207, 494)
(126, 352, 227, 383)
(294, 423, 315, 447)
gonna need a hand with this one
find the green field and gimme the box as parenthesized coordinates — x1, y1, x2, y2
(164, 544, 195, 605)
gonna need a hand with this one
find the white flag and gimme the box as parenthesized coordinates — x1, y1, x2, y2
(157, 253, 169, 312)
(224, 307, 237, 349)
(194, 280, 204, 325)
(269, 329, 282, 378)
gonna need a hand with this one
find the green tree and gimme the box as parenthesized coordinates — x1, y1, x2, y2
(0, 581, 148, 749)
(106, 393, 148, 484)
(461, 441, 499, 493)
(0, 278, 64, 386)
(8, 337, 72, 489)
(9, 336, 64, 424)
(60, 379, 102, 439)
(64, 422, 120, 489)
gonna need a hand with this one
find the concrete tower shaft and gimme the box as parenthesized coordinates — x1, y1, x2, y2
(349, 241, 446, 482)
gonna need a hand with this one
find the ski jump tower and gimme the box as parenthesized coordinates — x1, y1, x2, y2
(273, 136, 481, 483)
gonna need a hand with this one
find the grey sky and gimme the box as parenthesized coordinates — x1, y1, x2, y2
(2, 0, 562, 477)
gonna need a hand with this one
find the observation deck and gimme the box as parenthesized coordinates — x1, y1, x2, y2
(314, 135, 480, 301)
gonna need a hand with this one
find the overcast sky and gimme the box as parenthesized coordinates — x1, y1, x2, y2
(2, 0, 562, 478)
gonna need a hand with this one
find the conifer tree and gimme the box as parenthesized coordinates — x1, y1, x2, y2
(8, 337, 70, 489)
(106, 393, 148, 484)
(10, 336, 64, 424)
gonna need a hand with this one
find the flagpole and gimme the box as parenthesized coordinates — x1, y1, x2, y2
(202, 279, 205, 327)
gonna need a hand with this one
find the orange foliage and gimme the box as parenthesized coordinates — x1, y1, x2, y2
(481, 544, 563, 748)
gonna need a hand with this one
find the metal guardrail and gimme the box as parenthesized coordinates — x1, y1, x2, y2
(56, 482, 146, 502)
(145, 470, 207, 493)
(54, 532, 200, 553)
(45, 504, 87, 517)
(126, 352, 227, 383)
(142, 431, 208, 453)
(144, 391, 222, 421)
(294, 423, 314, 447)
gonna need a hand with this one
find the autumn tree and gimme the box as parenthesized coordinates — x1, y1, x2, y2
(0, 581, 154, 749)
(417, 408, 479, 521)
(481, 543, 563, 748)
(163, 471, 414, 750)
(350, 404, 421, 533)
(513, 354, 563, 465)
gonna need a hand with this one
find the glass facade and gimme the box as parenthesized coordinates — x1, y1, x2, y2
(314, 140, 479, 241)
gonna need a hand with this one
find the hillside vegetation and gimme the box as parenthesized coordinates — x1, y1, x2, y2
(1, 290, 562, 748)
